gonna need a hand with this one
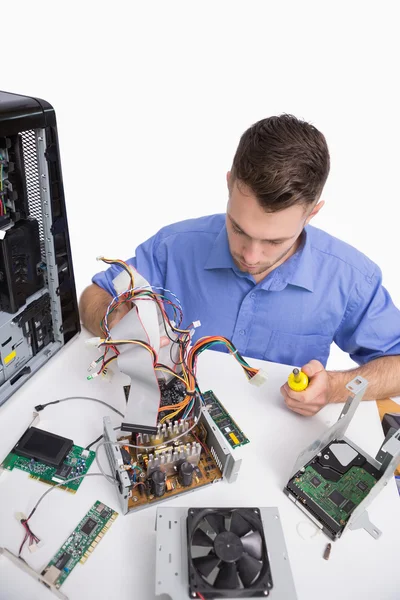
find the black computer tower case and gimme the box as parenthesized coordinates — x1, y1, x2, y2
(0, 90, 80, 405)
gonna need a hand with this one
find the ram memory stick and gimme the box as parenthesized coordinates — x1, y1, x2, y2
(203, 390, 249, 449)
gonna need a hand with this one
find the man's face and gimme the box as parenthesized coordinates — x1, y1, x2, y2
(226, 176, 322, 280)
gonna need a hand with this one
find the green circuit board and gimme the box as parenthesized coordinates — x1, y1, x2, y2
(294, 465, 377, 524)
(41, 500, 118, 590)
(203, 390, 249, 449)
(1, 445, 95, 493)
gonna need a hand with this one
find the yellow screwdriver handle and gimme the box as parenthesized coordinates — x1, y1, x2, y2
(288, 367, 309, 391)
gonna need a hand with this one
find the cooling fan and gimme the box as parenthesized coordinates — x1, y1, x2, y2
(187, 508, 273, 598)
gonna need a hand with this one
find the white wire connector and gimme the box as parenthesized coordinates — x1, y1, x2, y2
(28, 542, 39, 553)
(96, 255, 104, 261)
(85, 337, 102, 348)
(15, 512, 26, 522)
(101, 369, 114, 383)
(193, 320, 201, 328)
(248, 368, 268, 387)
(87, 372, 99, 381)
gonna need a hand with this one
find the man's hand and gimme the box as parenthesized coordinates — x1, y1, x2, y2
(280, 360, 330, 416)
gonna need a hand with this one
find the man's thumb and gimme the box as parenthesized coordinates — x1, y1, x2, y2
(301, 359, 324, 379)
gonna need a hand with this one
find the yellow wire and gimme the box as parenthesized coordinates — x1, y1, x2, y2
(100, 339, 155, 359)
(100, 257, 135, 290)
(159, 408, 182, 424)
(154, 368, 188, 386)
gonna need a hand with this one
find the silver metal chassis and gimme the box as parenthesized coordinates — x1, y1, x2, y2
(285, 375, 400, 539)
(155, 506, 298, 600)
(0, 128, 67, 407)
(36, 129, 64, 345)
(103, 408, 242, 516)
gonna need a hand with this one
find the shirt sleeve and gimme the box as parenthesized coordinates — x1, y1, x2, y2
(334, 265, 400, 365)
(91, 232, 165, 297)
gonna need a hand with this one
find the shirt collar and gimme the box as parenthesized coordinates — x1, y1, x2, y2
(279, 227, 314, 292)
(204, 224, 235, 270)
(204, 222, 314, 292)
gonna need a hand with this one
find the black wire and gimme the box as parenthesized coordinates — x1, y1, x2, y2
(85, 426, 121, 451)
(85, 434, 104, 451)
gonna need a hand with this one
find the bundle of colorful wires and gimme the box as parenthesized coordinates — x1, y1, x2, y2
(92, 258, 260, 424)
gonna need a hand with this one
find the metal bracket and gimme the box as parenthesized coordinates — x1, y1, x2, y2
(0, 547, 68, 600)
(347, 511, 382, 539)
(289, 375, 369, 478)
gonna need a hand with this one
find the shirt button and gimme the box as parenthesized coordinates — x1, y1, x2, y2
(239, 329, 246, 335)
(251, 293, 256, 299)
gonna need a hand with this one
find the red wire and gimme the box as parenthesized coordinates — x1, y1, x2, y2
(196, 593, 206, 600)
(18, 519, 40, 555)
(192, 432, 209, 456)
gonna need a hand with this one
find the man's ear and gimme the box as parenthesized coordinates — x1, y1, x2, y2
(226, 171, 231, 189)
(306, 200, 325, 225)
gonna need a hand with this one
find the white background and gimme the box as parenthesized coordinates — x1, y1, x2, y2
(2, 0, 399, 371)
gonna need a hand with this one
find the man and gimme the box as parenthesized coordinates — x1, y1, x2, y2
(80, 115, 400, 416)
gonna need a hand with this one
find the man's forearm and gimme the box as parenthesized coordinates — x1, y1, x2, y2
(79, 284, 130, 336)
(327, 355, 400, 403)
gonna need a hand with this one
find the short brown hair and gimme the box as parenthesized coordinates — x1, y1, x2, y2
(231, 114, 330, 212)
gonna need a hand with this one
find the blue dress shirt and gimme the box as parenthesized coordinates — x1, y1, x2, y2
(92, 214, 400, 367)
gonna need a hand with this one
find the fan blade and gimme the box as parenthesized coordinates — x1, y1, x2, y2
(230, 511, 252, 538)
(238, 553, 262, 587)
(241, 531, 263, 560)
(214, 562, 240, 589)
(205, 513, 226, 535)
(193, 528, 214, 548)
(193, 552, 220, 577)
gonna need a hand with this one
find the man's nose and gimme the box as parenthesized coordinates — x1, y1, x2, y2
(242, 241, 261, 265)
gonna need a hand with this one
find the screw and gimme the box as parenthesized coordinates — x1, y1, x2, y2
(324, 454, 330, 460)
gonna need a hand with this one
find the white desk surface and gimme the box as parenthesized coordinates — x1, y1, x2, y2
(0, 331, 398, 600)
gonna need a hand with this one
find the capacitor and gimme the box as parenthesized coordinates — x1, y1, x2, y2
(179, 461, 194, 487)
(151, 469, 166, 497)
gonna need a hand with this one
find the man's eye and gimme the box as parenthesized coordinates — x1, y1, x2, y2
(233, 226, 243, 235)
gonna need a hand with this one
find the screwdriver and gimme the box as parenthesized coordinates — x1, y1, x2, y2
(288, 367, 309, 391)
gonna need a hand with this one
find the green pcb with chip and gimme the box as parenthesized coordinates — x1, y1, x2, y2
(1, 445, 95, 493)
(41, 500, 118, 590)
(203, 390, 249, 449)
(294, 465, 377, 524)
